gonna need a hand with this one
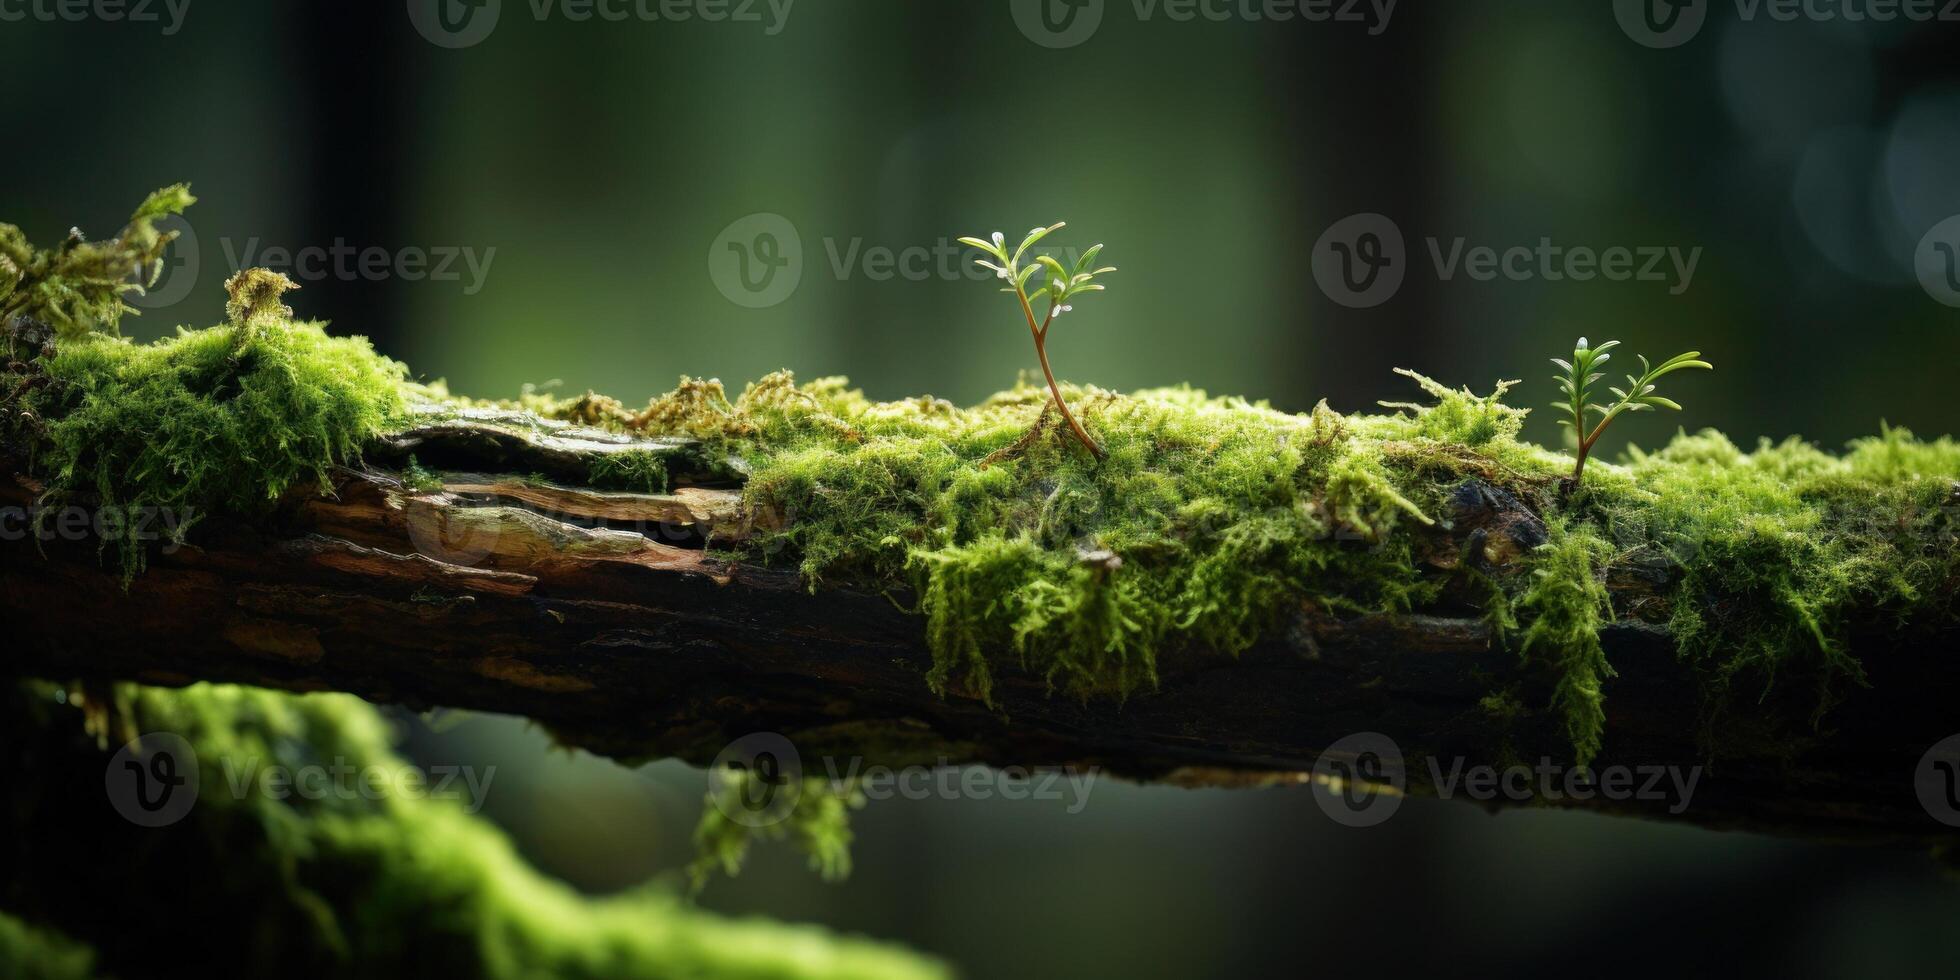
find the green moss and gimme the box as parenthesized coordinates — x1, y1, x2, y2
(562, 370, 1957, 762)
(0, 184, 195, 344)
(0, 913, 99, 980)
(687, 773, 860, 893)
(588, 448, 670, 494)
(9, 196, 1956, 767)
(0, 682, 945, 980)
(1513, 521, 1615, 766)
(13, 290, 1954, 766)
(17, 316, 406, 578)
(636, 372, 1486, 703)
(1589, 426, 1960, 732)
(402, 454, 445, 493)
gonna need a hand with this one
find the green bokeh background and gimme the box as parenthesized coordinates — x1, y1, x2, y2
(4, 1, 1958, 976)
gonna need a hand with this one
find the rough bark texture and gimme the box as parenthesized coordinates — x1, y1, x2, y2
(4, 410, 1956, 847)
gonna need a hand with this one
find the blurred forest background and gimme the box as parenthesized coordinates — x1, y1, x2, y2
(4, 1, 1958, 976)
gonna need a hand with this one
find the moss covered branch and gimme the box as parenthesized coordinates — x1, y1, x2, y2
(4, 195, 1959, 853)
(5, 363, 1958, 846)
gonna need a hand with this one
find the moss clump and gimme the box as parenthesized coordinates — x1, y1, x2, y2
(0, 682, 946, 980)
(539, 369, 1957, 763)
(401, 454, 445, 493)
(589, 448, 670, 494)
(11, 305, 406, 578)
(1583, 426, 1960, 734)
(3, 193, 407, 580)
(0, 184, 195, 344)
(525, 370, 1542, 706)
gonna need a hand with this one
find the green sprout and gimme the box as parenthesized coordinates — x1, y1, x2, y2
(958, 222, 1115, 460)
(1552, 337, 1713, 484)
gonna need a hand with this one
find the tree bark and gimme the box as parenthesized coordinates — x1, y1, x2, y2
(4, 407, 1957, 847)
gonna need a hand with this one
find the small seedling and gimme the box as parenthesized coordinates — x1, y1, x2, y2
(958, 223, 1115, 460)
(1552, 337, 1712, 485)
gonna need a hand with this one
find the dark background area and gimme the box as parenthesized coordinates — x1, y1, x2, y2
(5, 2, 1958, 977)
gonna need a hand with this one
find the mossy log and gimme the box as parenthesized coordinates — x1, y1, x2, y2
(4, 407, 1956, 848)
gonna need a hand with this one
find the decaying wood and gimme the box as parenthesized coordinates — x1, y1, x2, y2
(3, 408, 1957, 847)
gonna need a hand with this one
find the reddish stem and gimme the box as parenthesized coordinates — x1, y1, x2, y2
(1571, 416, 1612, 483)
(1015, 288, 1104, 460)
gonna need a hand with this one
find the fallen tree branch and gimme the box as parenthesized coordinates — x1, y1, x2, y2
(4, 407, 1958, 847)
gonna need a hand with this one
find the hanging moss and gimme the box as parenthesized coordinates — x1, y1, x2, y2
(687, 772, 861, 893)
(1513, 521, 1615, 766)
(0, 682, 945, 980)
